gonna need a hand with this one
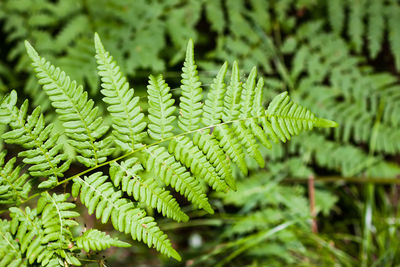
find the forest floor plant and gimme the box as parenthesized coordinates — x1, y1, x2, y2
(0, 34, 337, 266)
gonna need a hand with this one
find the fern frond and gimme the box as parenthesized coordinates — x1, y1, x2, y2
(202, 61, 228, 126)
(328, 0, 345, 35)
(367, 0, 384, 58)
(169, 136, 230, 192)
(214, 125, 248, 175)
(25, 41, 113, 167)
(0, 151, 30, 205)
(36, 192, 79, 245)
(348, 0, 365, 53)
(0, 219, 24, 267)
(72, 172, 181, 261)
(147, 74, 176, 140)
(267, 92, 337, 142)
(94, 33, 147, 151)
(192, 131, 236, 190)
(145, 145, 214, 214)
(178, 39, 203, 131)
(109, 158, 189, 222)
(223, 61, 242, 121)
(76, 229, 130, 253)
(0, 90, 70, 188)
(387, 3, 400, 71)
(8, 195, 81, 266)
(235, 67, 264, 167)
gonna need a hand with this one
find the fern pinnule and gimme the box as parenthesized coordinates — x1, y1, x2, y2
(37, 193, 79, 251)
(202, 61, 228, 126)
(72, 172, 181, 260)
(0, 90, 70, 188)
(25, 41, 113, 167)
(169, 135, 230, 192)
(0, 219, 24, 266)
(234, 67, 264, 167)
(388, 4, 400, 71)
(8, 195, 81, 266)
(328, 0, 345, 35)
(223, 61, 242, 122)
(249, 77, 273, 149)
(76, 229, 130, 253)
(94, 33, 147, 151)
(178, 39, 203, 132)
(367, 0, 384, 58)
(147, 74, 176, 140)
(109, 158, 189, 222)
(145, 145, 214, 214)
(0, 151, 30, 205)
(192, 131, 236, 190)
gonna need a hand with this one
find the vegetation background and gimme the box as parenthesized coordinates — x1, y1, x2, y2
(1, 0, 400, 266)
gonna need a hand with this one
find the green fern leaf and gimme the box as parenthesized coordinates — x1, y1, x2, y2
(0, 90, 70, 186)
(72, 172, 181, 261)
(267, 92, 337, 142)
(94, 33, 147, 151)
(348, 0, 365, 53)
(192, 131, 236, 190)
(328, 0, 345, 34)
(202, 61, 228, 126)
(178, 39, 203, 131)
(145, 145, 214, 214)
(0, 219, 24, 267)
(76, 229, 130, 252)
(169, 136, 230, 192)
(147, 74, 176, 140)
(109, 158, 189, 222)
(367, 0, 384, 58)
(0, 151, 30, 205)
(387, 4, 400, 71)
(25, 41, 113, 167)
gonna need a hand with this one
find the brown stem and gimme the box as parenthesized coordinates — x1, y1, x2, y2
(308, 175, 318, 233)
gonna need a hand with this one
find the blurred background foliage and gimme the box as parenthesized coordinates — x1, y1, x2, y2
(1, 0, 400, 266)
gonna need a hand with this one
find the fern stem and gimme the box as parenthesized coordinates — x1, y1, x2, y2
(20, 112, 336, 205)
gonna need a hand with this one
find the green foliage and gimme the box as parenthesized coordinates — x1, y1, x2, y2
(0, 151, 30, 205)
(0, 32, 335, 265)
(327, 0, 400, 70)
(0, 90, 70, 188)
(2, 0, 399, 265)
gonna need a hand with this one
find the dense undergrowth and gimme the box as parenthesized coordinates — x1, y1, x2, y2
(1, 0, 400, 266)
